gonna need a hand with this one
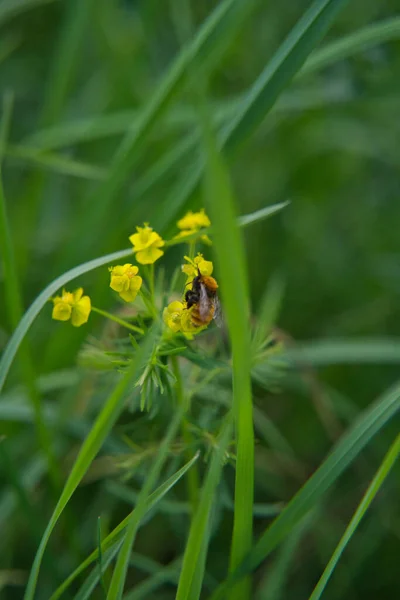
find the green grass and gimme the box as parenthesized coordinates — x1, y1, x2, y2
(1, 1, 400, 599)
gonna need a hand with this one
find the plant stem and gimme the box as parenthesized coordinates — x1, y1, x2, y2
(188, 240, 196, 260)
(171, 355, 200, 513)
(91, 306, 144, 334)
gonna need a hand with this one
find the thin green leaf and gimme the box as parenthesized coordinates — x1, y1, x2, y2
(200, 101, 254, 600)
(251, 273, 285, 354)
(6, 145, 106, 180)
(175, 418, 233, 600)
(221, 0, 350, 152)
(23, 327, 159, 600)
(237, 202, 290, 228)
(50, 453, 199, 600)
(285, 339, 400, 366)
(123, 557, 182, 600)
(97, 517, 107, 597)
(106, 408, 184, 600)
(210, 379, 400, 599)
(308, 432, 400, 600)
(256, 513, 315, 600)
(301, 15, 400, 77)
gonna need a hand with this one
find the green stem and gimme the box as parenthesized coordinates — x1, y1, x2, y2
(188, 240, 196, 260)
(91, 306, 144, 334)
(148, 262, 155, 299)
(171, 355, 200, 513)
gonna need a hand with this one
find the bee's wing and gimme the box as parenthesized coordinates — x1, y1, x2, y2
(212, 294, 223, 328)
(198, 283, 212, 321)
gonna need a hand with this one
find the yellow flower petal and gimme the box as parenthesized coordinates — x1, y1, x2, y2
(136, 246, 164, 265)
(71, 295, 91, 327)
(52, 302, 72, 322)
(72, 288, 83, 302)
(110, 274, 130, 293)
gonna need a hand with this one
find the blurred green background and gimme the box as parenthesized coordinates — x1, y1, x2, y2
(1, 0, 400, 598)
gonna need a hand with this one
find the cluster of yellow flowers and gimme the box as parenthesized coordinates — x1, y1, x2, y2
(52, 211, 216, 336)
(162, 254, 216, 337)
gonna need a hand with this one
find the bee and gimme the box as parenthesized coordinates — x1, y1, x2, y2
(185, 270, 222, 327)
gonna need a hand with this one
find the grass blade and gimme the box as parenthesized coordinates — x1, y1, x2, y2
(23, 327, 159, 600)
(50, 453, 199, 600)
(222, 0, 349, 152)
(256, 513, 314, 600)
(200, 107, 254, 599)
(106, 408, 184, 600)
(97, 517, 108, 597)
(308, 432, 400, 600)
(175, 418, 233, 600)
(302, 15, 400, 77)
(0, 247, 132, 394)
(285, 338, 400, 366)
(237, 202, 289, 228)
(6, 145, 106, 180)
(123, 557, 182, 600)
(0, 93, 22, 327)
(210, 379, 400, 599)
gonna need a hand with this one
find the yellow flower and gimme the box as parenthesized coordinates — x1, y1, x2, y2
(174, 209, 212, 245)
(177, 209, 210, 231)
(163, 301, 200, 338)
(163, 301, 185, 333)
(52, 288, 91, 327)
(182, 253, 213, 284)
(109, 263, 142, 302)
(129, 224, 165, 265)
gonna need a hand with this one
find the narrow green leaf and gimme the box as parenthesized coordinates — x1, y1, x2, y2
(175, 418, 233, 600)
(106, 408, 184, 600)
(210, 380, 400, 599)
(6, 145, 106, 180)
(50, 453, 199, 600)
(257, 513, 314, 600)
(285, 339, 400, 366)
(221, 0, 349, 152)
(23, 327, 159, 600)
(301, 15, 400, 77)
(0, 248, 132, 394)
(199, 103, 254, 599)
(237, 202, 289, 228)
(308, 432, 400, 600)
(97, 517, 107, 597)
(123, 557, 182, 600)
